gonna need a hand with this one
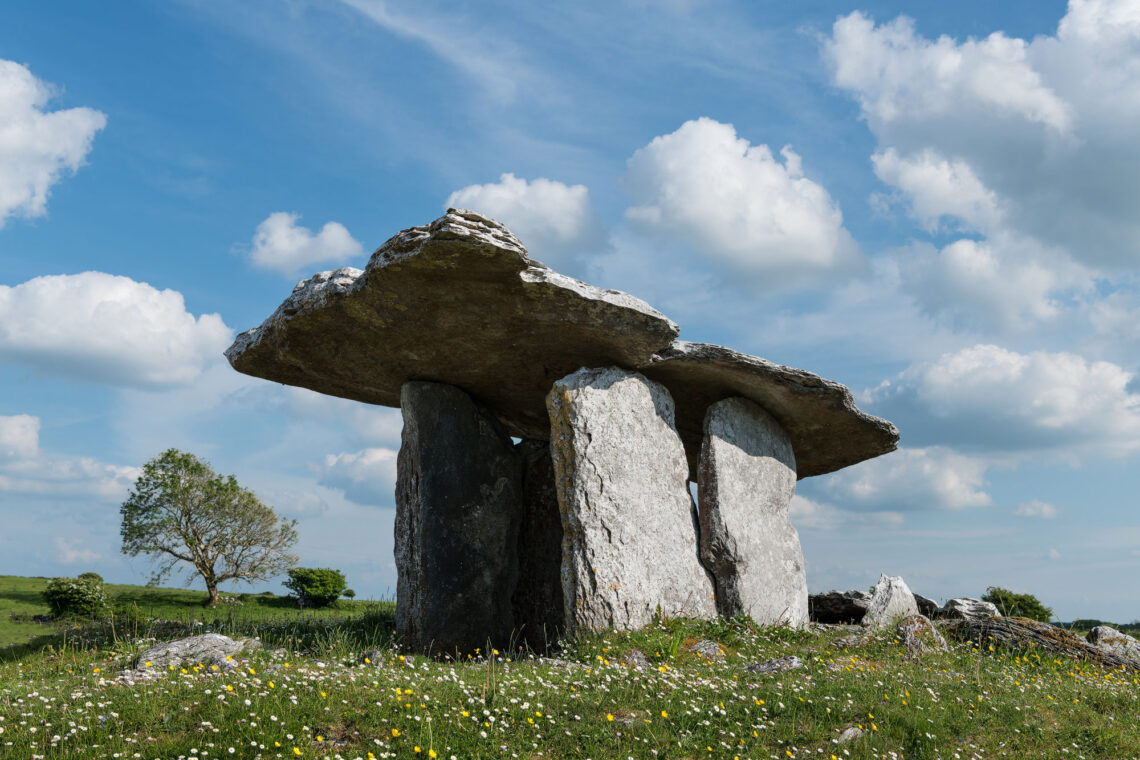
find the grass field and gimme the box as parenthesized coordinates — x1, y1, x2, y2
(2, 575, 1138, 759)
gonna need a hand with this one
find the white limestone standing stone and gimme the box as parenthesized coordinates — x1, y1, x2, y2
(698, 397, 808, 627)
(547, 367, 716, 633)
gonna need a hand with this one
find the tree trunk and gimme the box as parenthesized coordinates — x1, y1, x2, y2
(204, 584, 220, 607)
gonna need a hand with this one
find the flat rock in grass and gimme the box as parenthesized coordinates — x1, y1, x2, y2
(547, 367, 716, 633)
(945, 617, 1140, 673)
(1087, 626, 1140, 661)
(690, 639, 726, 661)
(745, 655, 803, 674)
(395, 381, 522, 656)
(896, 614, 948, 656)
(837, 726, 864, 743)
(637, 341, 898, 479)
(863, 575, 919, 630)
(620, 649, 651, 670)
(133, 634, 251, 673)
(511, 439, 564, 652)
(809, 590, 871, 624)
(226, 209, 679, 442)
(697, 397, 808, 627)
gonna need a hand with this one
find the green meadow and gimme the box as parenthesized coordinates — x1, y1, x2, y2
(2, 575, 1138, 759)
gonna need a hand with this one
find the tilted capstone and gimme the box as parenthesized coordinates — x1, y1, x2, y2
(698, 397, 808, 627)
(547, 366, 716, 633)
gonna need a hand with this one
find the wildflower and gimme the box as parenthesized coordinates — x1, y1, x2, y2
(429, 750, 437, 759)
(661, 710, 668, 718)
(414, 746, 422, 753)
(391, 729, 401, 738)
(317, 736, 323, 742)
(606, 713, 614, 722)
(293, 749, 301, 756)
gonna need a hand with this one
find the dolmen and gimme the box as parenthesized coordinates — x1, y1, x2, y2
(226, 209, 898, 656)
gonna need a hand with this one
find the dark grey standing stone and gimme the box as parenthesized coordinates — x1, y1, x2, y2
(809, 590, 871, 623)
(547, 367, 716, 634)
(913, 593, 939, 618)
(395, 381, 522, 656)
(511, 439, 564, 652)
(698, 397, 808, 627)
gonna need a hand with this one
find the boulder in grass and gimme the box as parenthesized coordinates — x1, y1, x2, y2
(133, 634, 255, 674)
(913, 593, 939, 618)
(1087, 626, 1140, 661)
(896, 614, 948, 656)
(809, 590, 871, 624)
(863, 575, 918, 630)
(938, 598, 1000, 621)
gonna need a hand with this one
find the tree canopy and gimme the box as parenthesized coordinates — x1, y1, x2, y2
(982, 586, 1054, 622)
(120, 449, 298, 605)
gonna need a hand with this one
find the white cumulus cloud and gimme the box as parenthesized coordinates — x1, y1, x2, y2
(871, 148, 1004, 233)
(54, 536, 102, 565)
(249, 212, 364, 276)
(867, 344, 1140, 455)
(812, 446, 992, 512)
(0, 59, 106, 226)
(316, 447, 398, 507)
(0, 272, 232, 387)
(446, 173, 601, 267)
(1015, 500, 1060, 519)
(0, 414, 40, 461)
(623, 118, 859, 284)
(789, 494, 905, 530)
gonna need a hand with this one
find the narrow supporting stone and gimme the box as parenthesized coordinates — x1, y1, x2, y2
(395, 381, 522, 656)
(698, 397, 808, 627)
(547, 367, 716, 634)
(511, 439, 565, 651)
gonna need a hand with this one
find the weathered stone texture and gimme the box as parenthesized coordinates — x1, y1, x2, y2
(698, 397, 808, 627)
(863, 574, 919, 629)
(937, 597, 1000, 621)
(1087, 626, 1140, 661)
(638, 341, 899, 479)
(511, 439, 564, 651)
(395, 381, 522, 656)
(547, 367, 716, 633)
(896, 614, 948, 656)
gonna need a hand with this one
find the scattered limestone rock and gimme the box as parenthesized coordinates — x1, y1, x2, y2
(690, 639, 726, 662)
(1087, 626, 1140, 661)
(837, 726, 864, 743)
(913, 593, 939, 618)
(809, 590, 870, 624)
(620, 649, 651, 670)
(863, 575, 918, 630)
(395, 381, 522, 656)
(938, 598, 1000, 621)
(131, 634, 253, 678)
(944, 617, 1140, 673)
(547, 367, 716, 634)
(745, 655, 803, 674)
(896, 614, 948, 656)
(697, 397, 808, 627)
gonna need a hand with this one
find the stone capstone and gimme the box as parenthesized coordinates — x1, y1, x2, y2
(863, 575, 919, 629)
(698, 397, 807, 627)
(1087, 626, 1140, 661)
(226, 209, 679, 442)
(546, 367, 716, 633)
(511, 439, 564, 652)
(809, 590, 871, 624)
(938, 598, 1000, 621)
(638, 341, 898, 479)
(395, 381, 522, 656)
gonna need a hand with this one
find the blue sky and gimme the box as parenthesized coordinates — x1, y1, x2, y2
(1, 0, 1137, 621)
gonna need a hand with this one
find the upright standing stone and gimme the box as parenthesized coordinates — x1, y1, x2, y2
(547, 367, 716, 633)
(512, 439, 565, 651)
(698, 397, 808, 627)
(395, 381, 522, 656)
(863, 574, 919, 629)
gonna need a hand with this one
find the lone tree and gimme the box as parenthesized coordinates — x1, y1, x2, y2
(982, 586, 1054, 622)
(120, 449, 299, 606)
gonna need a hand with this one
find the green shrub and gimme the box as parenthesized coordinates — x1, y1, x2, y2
(42, 576, 108, 618)
(283, 567, 347, 608)
(343, 589, 356, 599)
(982, 586, 1053, 622)
(77, 571, 104, 584)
